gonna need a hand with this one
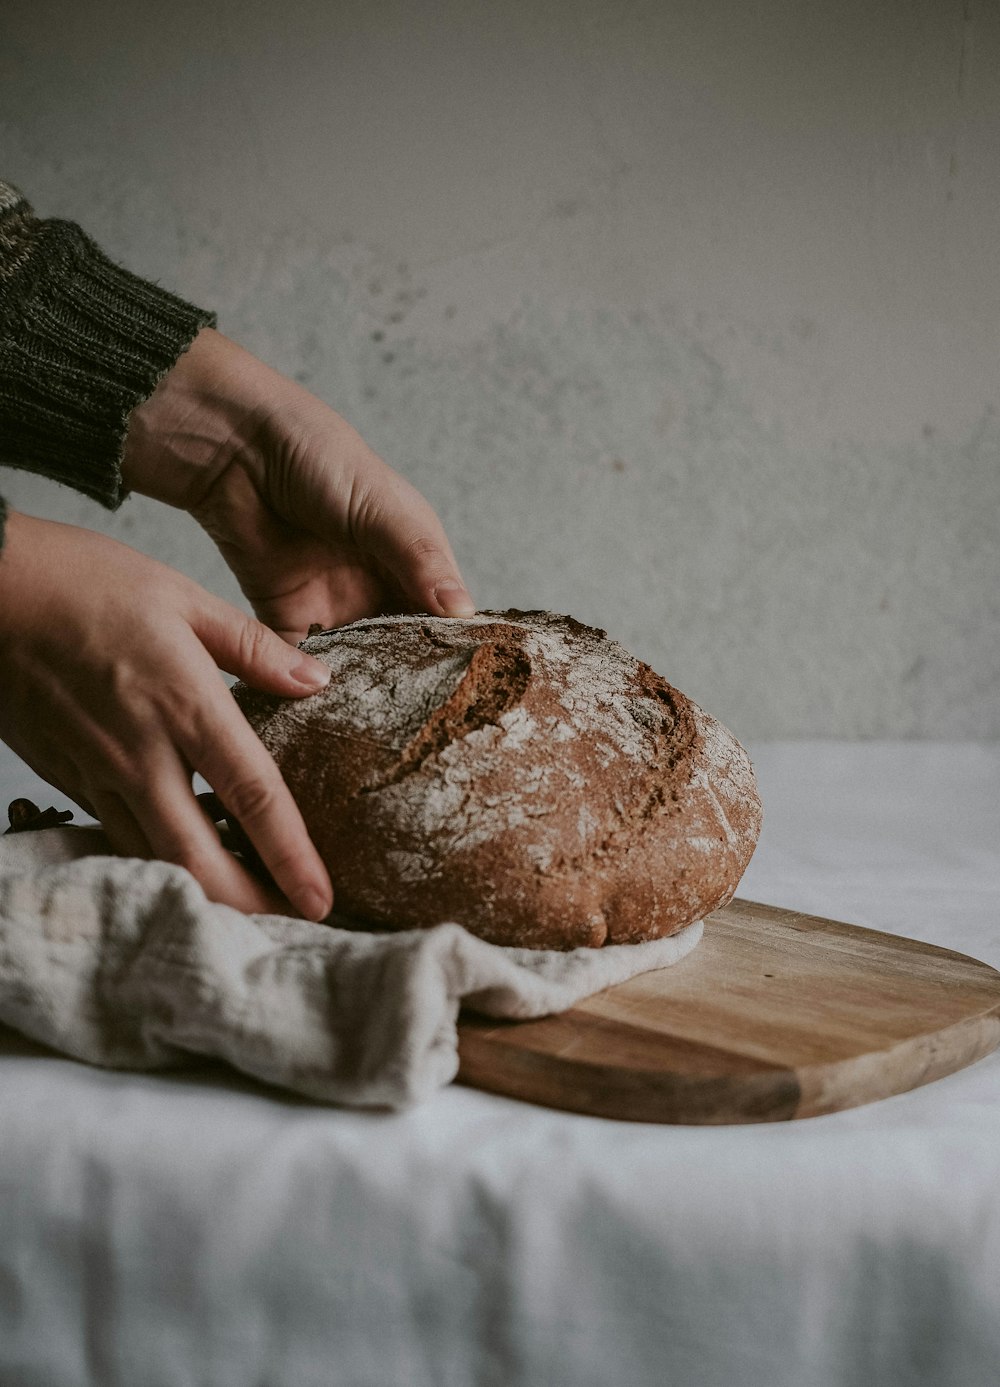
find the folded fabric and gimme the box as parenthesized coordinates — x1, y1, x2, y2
(0, 827, 702, 1109)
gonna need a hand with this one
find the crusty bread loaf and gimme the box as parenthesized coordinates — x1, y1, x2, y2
(232, 610, 762, 948)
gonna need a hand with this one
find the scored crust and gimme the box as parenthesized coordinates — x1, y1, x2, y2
(232, 610, 762, 949)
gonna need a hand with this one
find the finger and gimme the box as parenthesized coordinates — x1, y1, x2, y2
(122, 760, 297, 916)
(351, 470, 475, 617)
(87, 788, 155, 859)
(192, 596, 331, 696)
(180, 678, 334, 921)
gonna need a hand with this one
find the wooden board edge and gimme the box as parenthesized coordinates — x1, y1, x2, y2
(457, 1006, 1000, 1124)
(794, 1005, 1000, 1118)
(456, 1027, 802, 1125)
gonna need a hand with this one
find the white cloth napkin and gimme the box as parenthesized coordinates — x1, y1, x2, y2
(0, 826, 702, 1109)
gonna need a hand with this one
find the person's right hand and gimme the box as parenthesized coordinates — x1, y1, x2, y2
(0, 509, 334, 920)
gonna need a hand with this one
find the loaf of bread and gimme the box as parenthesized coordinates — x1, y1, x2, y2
(232, 610, 762, 949)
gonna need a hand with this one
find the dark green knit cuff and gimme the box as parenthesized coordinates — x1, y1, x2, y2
(0, 198, 216, 511)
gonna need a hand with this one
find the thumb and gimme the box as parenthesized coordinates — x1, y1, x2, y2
(194, 598, 331, 696)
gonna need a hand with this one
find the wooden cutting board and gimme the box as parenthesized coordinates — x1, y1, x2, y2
(456, 899, 1000, 1124)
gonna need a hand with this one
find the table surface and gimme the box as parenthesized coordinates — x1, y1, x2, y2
(1, 742, 998, 1387)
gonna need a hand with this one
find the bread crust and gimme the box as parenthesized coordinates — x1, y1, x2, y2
(232, 610, 762, 948)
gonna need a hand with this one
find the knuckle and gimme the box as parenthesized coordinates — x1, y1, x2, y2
(223, 774, 278, 826)
(402, 534, 444, 566)
(237, 620, 272, 670)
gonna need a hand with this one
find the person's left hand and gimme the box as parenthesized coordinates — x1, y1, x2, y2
(123, 328, 475, 643)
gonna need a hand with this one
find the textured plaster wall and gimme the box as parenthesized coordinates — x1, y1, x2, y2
(2, 0, 998, 738)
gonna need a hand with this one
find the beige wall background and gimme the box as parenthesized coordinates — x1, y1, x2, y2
(2, 0, 998, 738)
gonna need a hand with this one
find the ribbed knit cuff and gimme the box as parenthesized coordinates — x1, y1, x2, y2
(0, 194, 216, 512)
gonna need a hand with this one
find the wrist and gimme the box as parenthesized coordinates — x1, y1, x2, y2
(121, 329, 270, 511)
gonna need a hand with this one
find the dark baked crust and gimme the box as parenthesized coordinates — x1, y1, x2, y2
(232, 610, 762, 948)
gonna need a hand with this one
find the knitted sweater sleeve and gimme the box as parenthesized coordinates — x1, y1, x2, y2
(0, 181, 216, 548)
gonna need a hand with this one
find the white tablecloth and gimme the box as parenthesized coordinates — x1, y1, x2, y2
(1, 743, 998, 1387)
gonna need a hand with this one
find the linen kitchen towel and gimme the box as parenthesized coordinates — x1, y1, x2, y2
(0, 825, 701, 1109)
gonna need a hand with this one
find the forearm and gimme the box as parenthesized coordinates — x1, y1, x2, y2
(0, 181, 215, 523)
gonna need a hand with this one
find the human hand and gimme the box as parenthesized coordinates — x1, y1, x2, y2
(123, 328, 475, 642)
(0, 510, 334, 920)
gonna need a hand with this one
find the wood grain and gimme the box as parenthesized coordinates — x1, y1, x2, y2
(456, 898, 1000, 1124)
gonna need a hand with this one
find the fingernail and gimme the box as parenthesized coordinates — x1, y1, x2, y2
(293, 656, 330, 691)
(297, 886, 332, 921)
(434, 581, 476, 618)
